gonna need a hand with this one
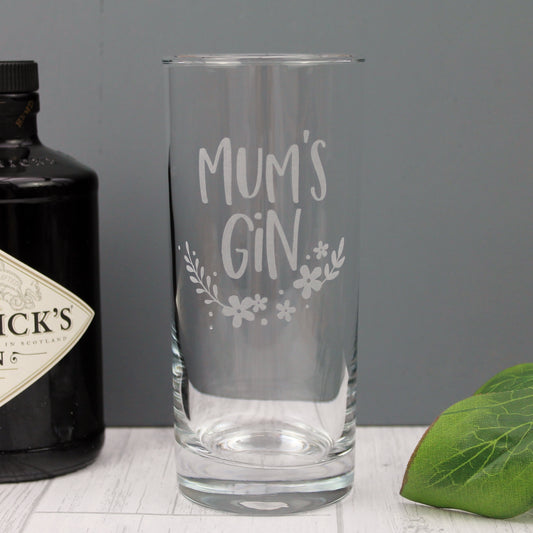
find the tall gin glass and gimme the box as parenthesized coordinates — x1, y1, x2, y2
(164, 54, 363, 514)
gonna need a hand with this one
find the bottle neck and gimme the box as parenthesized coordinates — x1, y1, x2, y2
(0, 92, 40, 146)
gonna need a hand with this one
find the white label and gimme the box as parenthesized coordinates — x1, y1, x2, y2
(0, 249, 94, 408)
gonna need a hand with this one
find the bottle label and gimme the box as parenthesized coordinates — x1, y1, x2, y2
(0, 249, 94, 408)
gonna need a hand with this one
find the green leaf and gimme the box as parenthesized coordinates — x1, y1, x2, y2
(401, 386, 533, 518)
(475, 363, 533, 395)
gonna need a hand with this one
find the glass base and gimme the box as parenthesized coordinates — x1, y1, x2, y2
(179, 473, 352, 515)
(176, 420, 354, 514)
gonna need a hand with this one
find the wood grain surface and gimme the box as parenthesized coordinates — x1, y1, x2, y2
(1, 427, 531, 532)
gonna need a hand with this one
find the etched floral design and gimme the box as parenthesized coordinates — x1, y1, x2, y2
(182, 241, 267, 329)
(295, 237, 346, 296)
(313, 241, 329, 259)
(182, 236, 345, 328)
(252, 294, 268, 312)
(276, 299, 296, 322)
(293, 265, 322, 299)
(221, 295, 255, 328)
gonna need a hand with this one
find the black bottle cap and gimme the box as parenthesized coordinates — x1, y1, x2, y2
(0, 61, 39, 93)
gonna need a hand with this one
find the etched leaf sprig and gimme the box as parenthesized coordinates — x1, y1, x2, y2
(401, 363, 533, 519)
(182, 241, 267, 328)
(183, 241, 222, 306)
(323, 237, 345, 283)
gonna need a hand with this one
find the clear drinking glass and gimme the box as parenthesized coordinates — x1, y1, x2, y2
(164, 54, 363, 514)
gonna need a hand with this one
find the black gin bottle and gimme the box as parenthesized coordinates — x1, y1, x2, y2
(0, 61, 104, 481)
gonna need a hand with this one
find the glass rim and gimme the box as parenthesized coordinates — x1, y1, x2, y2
(162, 54, 363, 66)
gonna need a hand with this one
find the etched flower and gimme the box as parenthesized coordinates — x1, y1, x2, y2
(222, 295, 255, 328)
(313, 241, 329, 259)
(251, 294, 268, 312)
(276, 299, 296, 322)
(293, 265, 322, 299)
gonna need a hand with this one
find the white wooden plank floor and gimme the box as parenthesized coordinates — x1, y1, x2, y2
(1, 427, 531, 532)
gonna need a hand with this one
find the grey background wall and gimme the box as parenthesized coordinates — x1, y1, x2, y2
(1, 1, 532, 425)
